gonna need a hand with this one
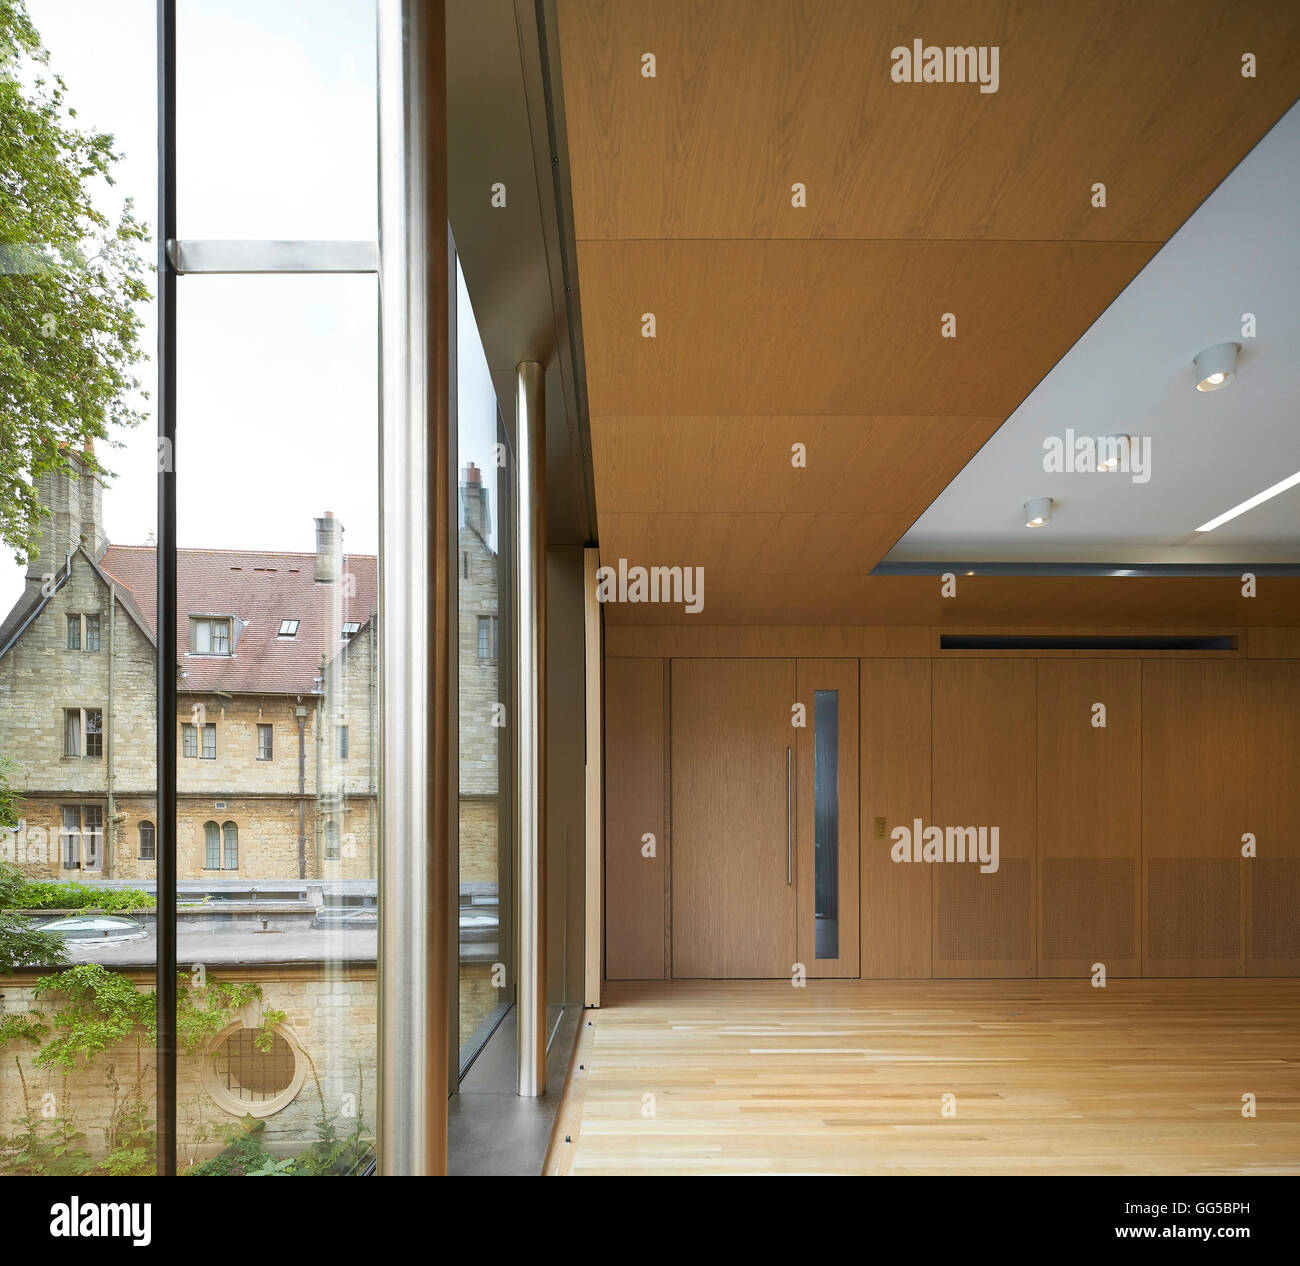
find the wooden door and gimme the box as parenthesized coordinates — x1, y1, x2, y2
(672, 658, 797, 978)
(795, 659, 859, 977)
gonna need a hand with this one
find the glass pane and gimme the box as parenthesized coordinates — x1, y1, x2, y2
(176, 0, 377, 239)
(457, 256, 516, 1079)
(0, 0, 159, 1176)
(176, 273, 378, 1174)
(814, 690, 839, 959)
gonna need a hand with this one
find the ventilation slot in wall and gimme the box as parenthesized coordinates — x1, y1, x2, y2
(936, 860, 1031, 962)
(939, 634, 1237, 651)
(1041, 858, 1136, 960)
(1147, 859, 1240, 961)
(1251, 859, 1300, 962)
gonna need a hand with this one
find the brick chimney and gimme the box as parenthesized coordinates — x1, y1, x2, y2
(314, 511, 342, 583)
(25, 443, 106, 590)
(459, 463, 491, 540)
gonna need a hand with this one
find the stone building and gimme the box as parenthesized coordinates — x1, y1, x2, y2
(0, 452, 378, 884)
(456, 461, 507, 1047)
(457, 460, 504, 888)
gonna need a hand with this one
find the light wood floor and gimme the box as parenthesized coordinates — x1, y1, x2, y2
(548, 980, 1300, 1175)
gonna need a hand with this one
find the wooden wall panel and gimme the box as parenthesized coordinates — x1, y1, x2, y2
(931, 660, 1036, 978)
(1247, 661, 1300, 976)
(1142, 661, 1246, 976)
(795, 659, 858, 978)
(1036, 661, 1142, 978)
(859, 659, 932, 978)
(602, 651, 1296, 981)
(583, 549, 603, 1005)
(598, 576, 1300, 628)
(604, 657, 666, 979)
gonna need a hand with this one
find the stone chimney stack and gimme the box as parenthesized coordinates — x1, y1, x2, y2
(315, 511, 342, 583)
(460, 462, 490, 540)
(78, 439, 106, 560)
(25, 445, 105, 589)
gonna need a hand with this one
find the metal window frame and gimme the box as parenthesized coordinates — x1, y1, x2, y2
(151, 0, 454, 1178)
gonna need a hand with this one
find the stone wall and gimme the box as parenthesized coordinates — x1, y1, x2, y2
(0, 965, 377, 1168)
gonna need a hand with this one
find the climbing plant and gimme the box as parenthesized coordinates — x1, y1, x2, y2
(0, 964, 282, 1175)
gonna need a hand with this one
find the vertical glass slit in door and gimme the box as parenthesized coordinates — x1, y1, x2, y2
(814, 690, 838, 958)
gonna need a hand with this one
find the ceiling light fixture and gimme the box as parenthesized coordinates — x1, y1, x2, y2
(1193, 342, 1240, 392)
(1195, 470, 1300, 532)
(1024, 496, 1053, 528)
(1097, 435, 1131, 473)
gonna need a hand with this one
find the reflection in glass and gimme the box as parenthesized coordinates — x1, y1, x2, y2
(456, 258, 515, 1078)
(814, 690, 839, 959)
(174, 274, 379, 1174)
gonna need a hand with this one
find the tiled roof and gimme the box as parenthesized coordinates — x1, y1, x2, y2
(99, 545, 377, 696)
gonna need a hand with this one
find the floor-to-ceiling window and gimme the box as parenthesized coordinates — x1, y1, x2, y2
(454, 256, 516, 1081)
(170, 0, 379, 1177)
(0, 0, 381, 1178)
(0, 0, 160, 1179)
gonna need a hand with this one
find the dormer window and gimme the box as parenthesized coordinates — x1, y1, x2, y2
(278, 619, 300, 638)
(191, 617, 232, 656)
(341, 621, 360, 642)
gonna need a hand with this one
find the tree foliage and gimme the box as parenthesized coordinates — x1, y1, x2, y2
(0, 0, 150, 562)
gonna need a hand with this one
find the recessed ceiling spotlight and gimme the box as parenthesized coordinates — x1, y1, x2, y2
(1097, 435, 1131, 473)
(1193, 342, 1240, 392)
(1024, 496, 1053, 528)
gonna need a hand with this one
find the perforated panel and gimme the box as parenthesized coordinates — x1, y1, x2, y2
(1042, 858, 1136, 960)
(1251, 859, 1300, 961)
(936, 860, 1031, 962)
(1148, 859, 1240, 961)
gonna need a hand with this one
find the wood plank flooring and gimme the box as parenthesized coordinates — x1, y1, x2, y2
(556, 980, 1300, 1175)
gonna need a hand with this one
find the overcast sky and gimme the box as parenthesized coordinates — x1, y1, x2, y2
(2, 0, 500, 617)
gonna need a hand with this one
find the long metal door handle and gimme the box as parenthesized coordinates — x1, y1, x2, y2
(786, 745, 793, 885)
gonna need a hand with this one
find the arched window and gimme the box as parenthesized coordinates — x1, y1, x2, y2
(204, 820, 220, 870)
(139, 821, 156, 861)
(324, 820, 340, 861)
(222, 820, 239, 870)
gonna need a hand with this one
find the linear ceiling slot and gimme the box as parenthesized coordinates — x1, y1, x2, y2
(938, 634, 1237, 651)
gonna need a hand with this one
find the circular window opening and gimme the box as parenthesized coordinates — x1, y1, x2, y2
(205, 1023, 306, 1118)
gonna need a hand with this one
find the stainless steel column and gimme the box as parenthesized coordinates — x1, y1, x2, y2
(377, 0, 450, 1174)
(516, 360, 548, 1096)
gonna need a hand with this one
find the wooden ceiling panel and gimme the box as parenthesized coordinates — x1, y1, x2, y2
(597, 510, 910, 578)
(579, 238, 1156, 417)
(598, 573, 1300, 628)
(590, 415, 1001, 519)
(558, 2, 1300, 627)
(559, 0, 1300, 243)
